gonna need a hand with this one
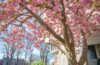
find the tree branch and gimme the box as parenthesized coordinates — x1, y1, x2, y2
(78, 27, 88, 65)
(47, 42, 66, 55)
(21, 15, 33, 25)
(59, 0, 71, 50)
(67, 26, 78, 64)
(86, 9, 95, 21)
(20, 3, 65, 44)
(36, 4, 53, 10)
(2, 12, 29, 31)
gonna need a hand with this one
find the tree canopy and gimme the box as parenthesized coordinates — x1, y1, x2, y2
(0, 0, 100, 65)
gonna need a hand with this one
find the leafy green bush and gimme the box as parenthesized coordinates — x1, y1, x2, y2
(31, 61, 44, 65)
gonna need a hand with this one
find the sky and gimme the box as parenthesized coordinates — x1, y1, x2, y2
(0, 0, 7, 3)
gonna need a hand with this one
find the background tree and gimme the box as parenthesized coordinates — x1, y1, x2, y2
(40, 44, 50, 65)
(0, 38, 16, 65)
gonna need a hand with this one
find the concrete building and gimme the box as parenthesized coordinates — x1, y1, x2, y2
(0, 58, 28, 65)
(50, 32, 100, 65)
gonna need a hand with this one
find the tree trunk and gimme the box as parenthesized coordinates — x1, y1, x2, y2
(6, 56, 9, 65)
(67, 56, 78, 65)
(86, 56, 89, 65)
(68, 59, 74, 65)
(67, 51, 88, 65)
(15, 52, 20, 65)
(24, 51, 27, 65)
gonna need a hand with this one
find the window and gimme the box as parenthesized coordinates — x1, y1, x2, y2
(97, 59, 100, 65)
(95, 45, 100, 65)
(88, 45, 97, 60)
(95, 45, 100, 59)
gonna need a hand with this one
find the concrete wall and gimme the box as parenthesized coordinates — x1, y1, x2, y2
(56, 51, 68, 65)
(55, 51, 97, 65)
(88, 59, 97, 65)
(51, 32, 100, 65)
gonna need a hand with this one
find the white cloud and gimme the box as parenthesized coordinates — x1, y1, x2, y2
(33, 48, 40, 55)
(0, 54, 3, 59)
(49, 58, 54, 64)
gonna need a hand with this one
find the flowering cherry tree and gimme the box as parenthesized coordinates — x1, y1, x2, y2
(0, 0, 100, 65)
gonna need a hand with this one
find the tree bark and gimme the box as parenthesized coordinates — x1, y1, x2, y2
(67, 53, 79, 65)
(86, 56, 89, 65)
(68, 58, 74, 65)
(24, 51, 27, 65)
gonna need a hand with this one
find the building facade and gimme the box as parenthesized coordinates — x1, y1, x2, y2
(50, 32, 100, 65)
(0, 58, 29, 65)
